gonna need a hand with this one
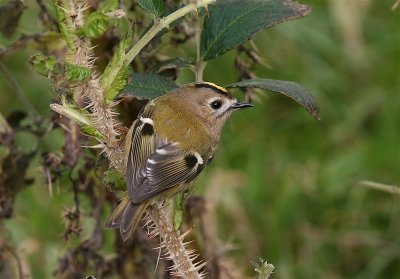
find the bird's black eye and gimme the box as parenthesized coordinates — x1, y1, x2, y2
(210, 100, 222, 110)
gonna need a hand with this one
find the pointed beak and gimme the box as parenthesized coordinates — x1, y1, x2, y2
(230, 102, 254, 109)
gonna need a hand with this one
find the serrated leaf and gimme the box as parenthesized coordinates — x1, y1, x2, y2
(201, 0, 312, 60)
(53, 0, 75, 49)
(29, 55, 59, 77)
(103, 169, 126, 191)
(121, 73, 178, 100)
(0, 0, 25, 37)
(77, 0, 121, 38)
(78, 0, 120, 38)
(252, 257, 275, 279)
(137, 0, 166, 17)
(65, 63, 91, 82)
(50, 102, 91, 126)
(50, 100, 106, 140)
(105, 66, 129, 101)
(81, 124, 106, 139)
(227, 79, 320, 120)
(79, 11, 109, 38)
(101, 27, 134, 103)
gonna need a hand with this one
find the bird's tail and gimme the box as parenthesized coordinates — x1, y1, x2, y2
(105, 197, 148, 241)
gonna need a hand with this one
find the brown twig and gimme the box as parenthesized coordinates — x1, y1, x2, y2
(359, 180, 400, 195)
(392, 0, 400, 10)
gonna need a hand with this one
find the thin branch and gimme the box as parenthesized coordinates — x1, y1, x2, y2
(392, 0, 400, 10)
(359, 180, 400, 195)
(194, 10, 207, 82)
(194, 61, 206, 82)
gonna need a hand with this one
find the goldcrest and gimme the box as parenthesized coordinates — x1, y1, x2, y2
(106, 82, 253, 241)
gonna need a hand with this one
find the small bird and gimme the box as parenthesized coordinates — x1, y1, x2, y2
(106, 82, 253, 241)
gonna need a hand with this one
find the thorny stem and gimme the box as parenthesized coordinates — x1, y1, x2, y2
(51, 0, 125, 170)
(148, 203, 206, 279)
(50, 0, 216, 277)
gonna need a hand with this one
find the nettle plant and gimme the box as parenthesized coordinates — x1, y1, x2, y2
(28, 0, 320, 277)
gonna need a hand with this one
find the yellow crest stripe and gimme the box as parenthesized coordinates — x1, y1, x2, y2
(201, 82, 228, 93)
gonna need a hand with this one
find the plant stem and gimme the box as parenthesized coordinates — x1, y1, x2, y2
(194, 8, 207, 82)
(148, 203, 205, 279)
(195, 61, 206, 82)
(124, 0, 216, 67)
(359, 180, 400, 195)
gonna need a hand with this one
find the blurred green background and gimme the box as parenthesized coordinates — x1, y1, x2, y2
(1, 0, 400, 278)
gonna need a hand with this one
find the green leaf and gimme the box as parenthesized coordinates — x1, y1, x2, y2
(101, 26, 135, 103)
(121, 73, 178, 100)
(81, 124, 106, 139)
(105, 66, 129, 101)
(227, 79, 320, 120)
(137, 0, 166, 17)
(0, 0, 25, 37)
(252, 257, 275, 279)
(103, 169, 126, 192)
(53, 0, 75, 49)
(29, 55, 59, 77)
(50, 99, 106, 140)
(200, 0, 312, 60)
(65, 63, 91, 82)
(78, 0, 120, 38)
(173, 192, 184, 231)
(79, 11, 109, 38)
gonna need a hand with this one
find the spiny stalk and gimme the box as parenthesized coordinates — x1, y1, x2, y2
(147, 202, 206, 279)
(50, 0, 216, 277)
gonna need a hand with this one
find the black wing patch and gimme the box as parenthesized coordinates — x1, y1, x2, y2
(130, 145, 205, 204)
(184, 154, 198, 168)
(141, 123, 154, 136)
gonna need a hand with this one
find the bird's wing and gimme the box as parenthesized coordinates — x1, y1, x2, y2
(126, 114, 156, 199)
(126, 114, 207, 205)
